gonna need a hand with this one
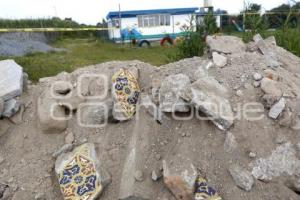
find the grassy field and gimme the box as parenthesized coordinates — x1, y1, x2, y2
(0, 38, 176, 81)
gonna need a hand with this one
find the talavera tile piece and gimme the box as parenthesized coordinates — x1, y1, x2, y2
(112, 68, 140, 121)
(55, 143, 111, 200)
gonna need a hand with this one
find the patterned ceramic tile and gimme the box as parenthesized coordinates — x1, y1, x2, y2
(112, 68, 140, 118)
(57, 144, 103, 200)
(194, 176, 222, 200)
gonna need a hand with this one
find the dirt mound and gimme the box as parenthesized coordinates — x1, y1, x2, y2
(0, 35, 300, 200)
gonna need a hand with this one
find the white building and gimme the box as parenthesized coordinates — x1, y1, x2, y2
(106, 7, 225, 44)
(106, 7, 198, 43)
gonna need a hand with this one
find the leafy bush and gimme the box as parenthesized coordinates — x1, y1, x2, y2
(275, 28, 300, 57)
(169, 14, 218, 61)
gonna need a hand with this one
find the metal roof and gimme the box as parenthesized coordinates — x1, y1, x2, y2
(106, 7, 199, 19)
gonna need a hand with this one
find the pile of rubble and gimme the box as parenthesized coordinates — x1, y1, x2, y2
(0, 32, 63, 57)
(0, 34, 300, 200)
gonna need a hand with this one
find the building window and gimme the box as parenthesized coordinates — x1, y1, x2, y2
(138, 14, 171, 27)
(111, 19, 120, 28)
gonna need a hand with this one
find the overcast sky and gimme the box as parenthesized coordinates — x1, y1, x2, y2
(0, 0, 292, 25)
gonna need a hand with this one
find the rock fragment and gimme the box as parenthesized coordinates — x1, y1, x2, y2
(253, 73, 263, 81)
(260, 78, 282, 98)
(134, 170, 144, 182)
(163, 160, 197, 200)
(224, 132, 238, 153)
(279, 109, 293, 127)
(229, 164, 254, 191)
(253, 81, 261, 88)
(151, 169, 162, 181)
(160, 74, 191, 113)
(253, 34, 281, 68)
(55, 143, 111, 200)
(269, 98, 285, 119)
(212, 52, 227, 67)
(2, 99, 21, 118)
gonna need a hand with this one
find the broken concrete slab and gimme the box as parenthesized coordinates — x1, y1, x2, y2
(206, 35, 246, 54)
(160, 74, 191, 113)
(212, 52, 227, 68)
(37, 89, 68, 133)
(269, 98, 286, 119)
(229, 164, 254, 192)
(112, 68, 140, 121)
(251, 143, 300, 181)
(181, 77, 229, 101)
(55, 143, 111, 200)
(181, 77, 233, 130)
(163, 160, 197, 200)
(0, 60, 23, 101)
(2, 99, 21, 118)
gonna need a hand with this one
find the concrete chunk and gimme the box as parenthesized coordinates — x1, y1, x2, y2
(0, 60, 23, 101)
(181, 77, 233, 130)
(212, 52, 227, 67)
(2, 99, 21, 118)
(253, 34, 281, 68)
(163, 160, 197, 200)
(269, 98, 286, 119)
(160, 74, 191, 113)
(206, 35, 246, 54)
(229, 164, 254, 192)
(260, 78, 282, 98)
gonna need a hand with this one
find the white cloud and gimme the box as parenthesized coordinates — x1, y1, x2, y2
(0, 0, 292, 25)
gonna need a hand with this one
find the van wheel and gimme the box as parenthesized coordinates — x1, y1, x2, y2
(139, 40, 151, 47)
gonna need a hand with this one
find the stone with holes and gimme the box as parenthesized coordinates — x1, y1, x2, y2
(37, 89, 68, 133)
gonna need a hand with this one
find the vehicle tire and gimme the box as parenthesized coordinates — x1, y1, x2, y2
(139, 40, 151, 47)
(160, 36, 174, 46)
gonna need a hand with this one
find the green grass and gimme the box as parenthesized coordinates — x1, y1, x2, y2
(0, 38, 176, 81)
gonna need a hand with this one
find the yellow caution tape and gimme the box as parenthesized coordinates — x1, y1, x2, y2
(0, 27, 116, 33)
